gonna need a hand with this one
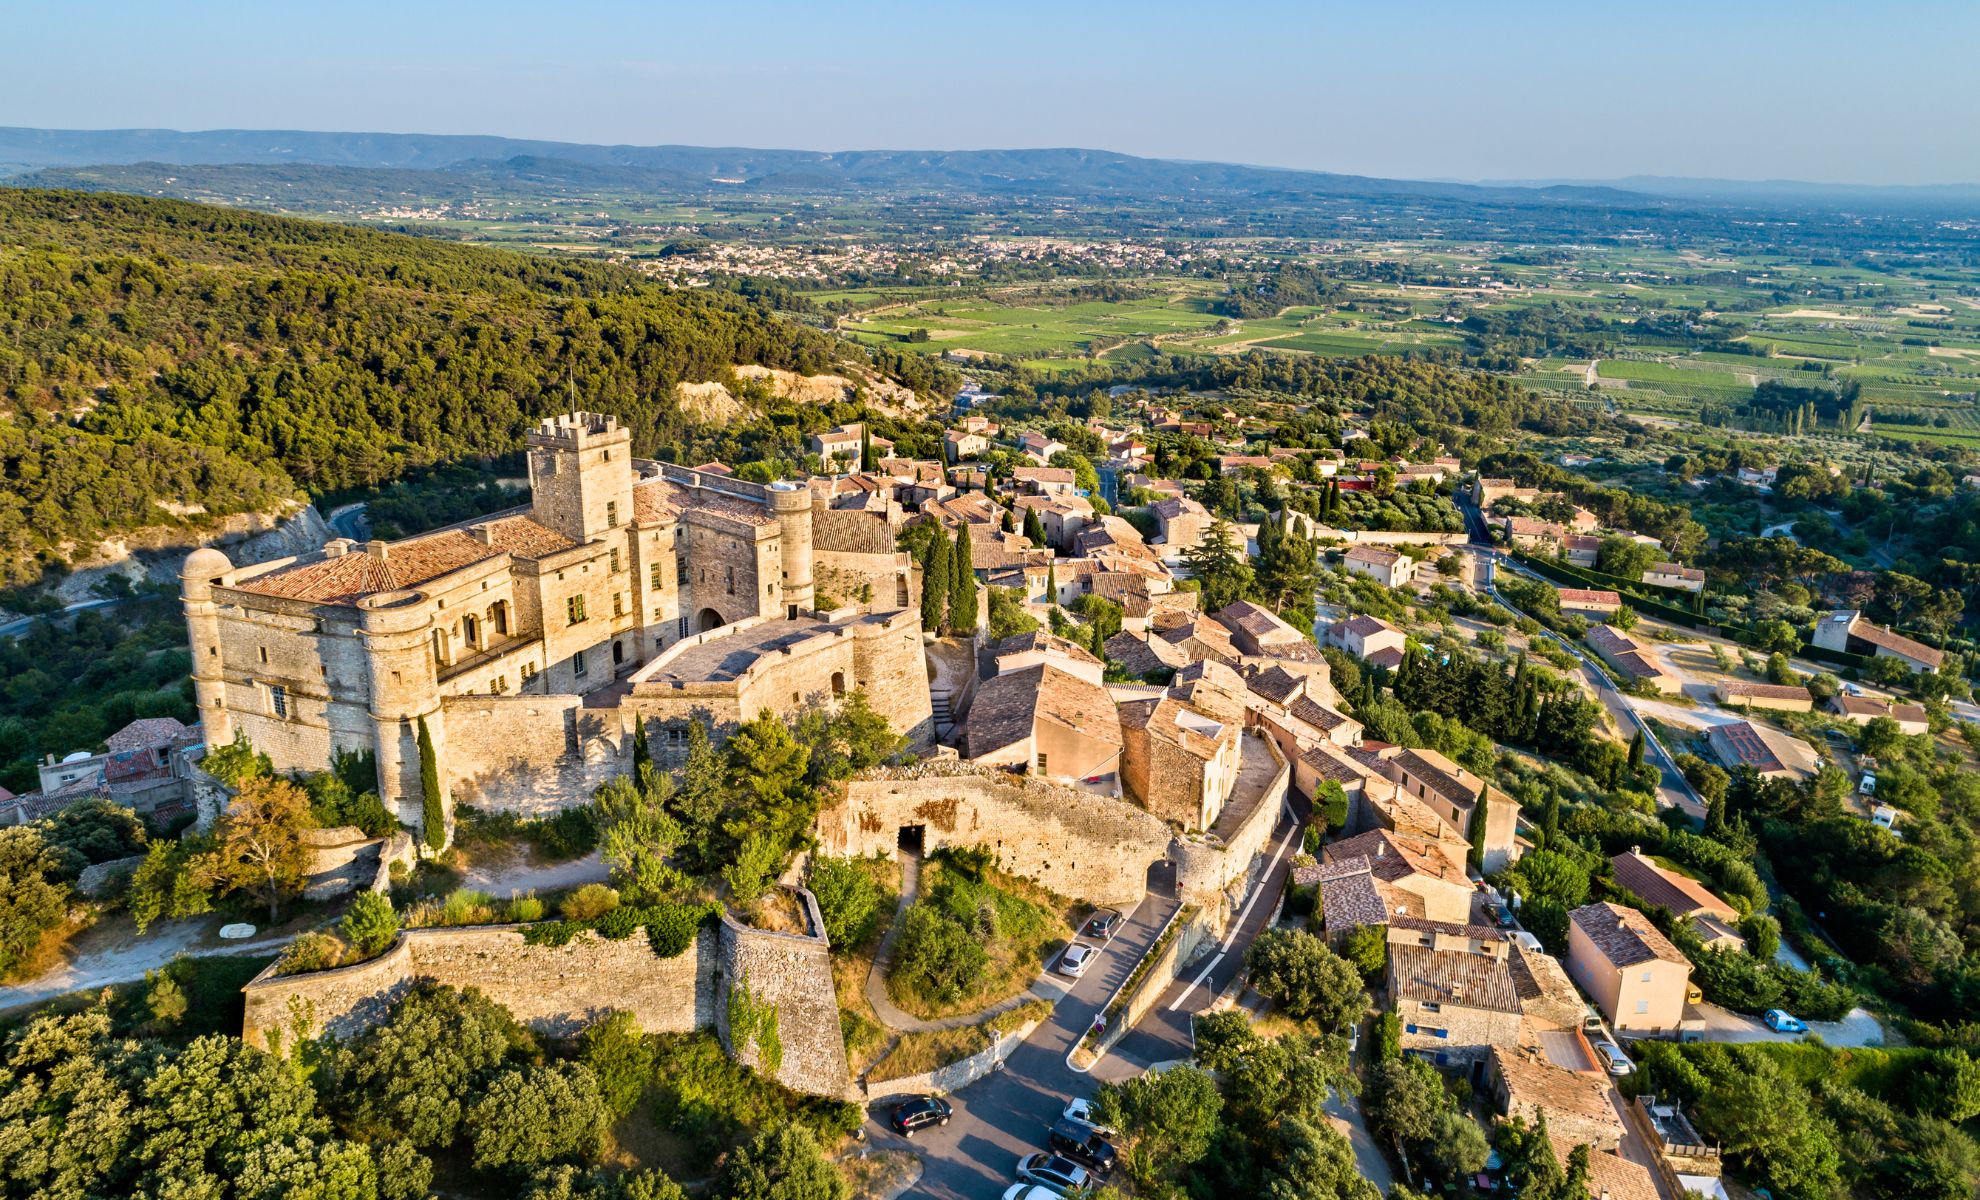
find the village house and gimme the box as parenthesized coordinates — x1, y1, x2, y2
(960, 662, 1123, 787)
(810, 423, 891, 471)
(1490, 1047, 1626, 1154)
(1322, 828, 1473, 924)
(1828, 694, 1931, 735)
(1556, 587, 1623, 619)
(1584, 625, 1681, 695)
(987, 630, 1104, 686)
(1389, 938, 1524, 1076)
(1714, 679, 1813, 713)
(1343, 544, 1417, 589)
(1117, 681, 1245, 830)
(1328, 614, 1408, 669)
(1708, 719, 1822, 781)
(1014, 431, 1068, 465)
(1150, 495, 1213, 553)
(1012, 465, 1077, 497)
(1562, 535, 1602, 568)
(1811, 609, 1945, 673)
(1642, 562, 1706, 593)
(943, 428, 990, 462)
(1370, 745, 1521, 873)
(1611, 848, 1745, 950)
(1566, 902, 1693, 1033)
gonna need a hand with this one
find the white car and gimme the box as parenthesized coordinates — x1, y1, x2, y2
(1002, 1187, 1062, 1200)
(1062, 1097, 1118, 1138)
(1058, 942, 1098, 978)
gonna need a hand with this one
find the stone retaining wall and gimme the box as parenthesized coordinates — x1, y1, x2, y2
(242, 886, 850, 1098)
(862, 1020, 1042, 1102)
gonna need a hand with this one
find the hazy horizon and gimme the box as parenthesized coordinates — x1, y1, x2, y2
(8, 0, 1980, 187)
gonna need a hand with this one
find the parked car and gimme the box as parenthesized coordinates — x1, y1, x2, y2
(1597, 1041, 1634, 1076)
(1061, 1098, 1118, 1138)
(888, 1095, 952, 1136)
(1058, 942, 1098, 978)
(1763, 1009, 1808, 1034)
(1686, 983, 1704, 1005)
(1001, 1187, 1062, 1200)
(1511, 931, 1543, 953)
(1016, 1153, 1090, 1195)
(1085, 909, 1122, 938)
(1582, 1006, 1605, 1033)
(1047, 1118, 1117, 1175)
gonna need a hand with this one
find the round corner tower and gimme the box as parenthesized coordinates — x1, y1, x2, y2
(357, 587, 448, 831)
(769, 481, 814, 616)
(181, 546, 235, 749)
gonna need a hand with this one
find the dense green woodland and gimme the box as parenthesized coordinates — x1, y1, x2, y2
(0, 189, 848, 585)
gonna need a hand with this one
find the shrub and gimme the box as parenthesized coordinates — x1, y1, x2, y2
(890, 902, 989, 1004)
(441, 888, 498, 927)
(466, 1062, 610, 1170)
(723, 833, 781, 908)
(808, 857, 888, 950)
(341, 892, 402, 957)
(277, 931, 347, 975)
(580, 1011, 655, 1121)
(508, 892, 546, 923)
(1244, 928, 1366, 1030)
(562, 884, 620, 922)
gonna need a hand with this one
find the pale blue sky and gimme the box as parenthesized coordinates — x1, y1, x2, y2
(5, 0, 1977, 183)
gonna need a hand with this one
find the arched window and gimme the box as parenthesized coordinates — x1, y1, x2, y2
(612, 640, 625, 666)
(461, 613, 479, 649)
(431, 628, 449, 665)
(697, 608, 724, 633)
(488, 601, 509, 637)
(830, 671, 846, 696)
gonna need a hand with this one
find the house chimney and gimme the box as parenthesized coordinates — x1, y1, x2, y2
(1630, 844, 1641, 856)
(1376, 843, 1386, 857)
(363, 541, 389, 562)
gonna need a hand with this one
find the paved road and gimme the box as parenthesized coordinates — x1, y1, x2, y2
(0, 595, 126, 639)
(865, 887, 1181, 1200)
(1481, 551, 1703, 818)
(326, 502, 370, 542)
(866, 817, 1301, 1198)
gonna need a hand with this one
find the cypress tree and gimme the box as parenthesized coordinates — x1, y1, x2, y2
(1540, 786, 1561, 850)
(859, 425, 873, 472)
(1046, 561, 1059, 607)
(949, 524, 978, 633)
(1627, 729, 1645, 773)
(1001, 508, 1014, 534)
(1022, 506, 1046, 549)
(920, 535, 952, 633)
(632, 716, 651, 776)
(416, 715, 444, 850)
(1466, 791, 1490, 872)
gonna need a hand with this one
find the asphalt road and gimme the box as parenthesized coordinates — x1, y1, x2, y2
(866, 818, 1301, 1199)
(0, 596, 126, 639)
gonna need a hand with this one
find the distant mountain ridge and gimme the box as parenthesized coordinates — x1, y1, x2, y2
(0, 126, 1660, 207)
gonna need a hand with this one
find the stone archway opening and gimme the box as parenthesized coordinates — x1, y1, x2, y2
(697, 608, 725, 633)
(896, 824, 925, 856)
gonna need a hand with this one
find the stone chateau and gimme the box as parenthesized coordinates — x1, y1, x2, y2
(181, 412, 932, 833)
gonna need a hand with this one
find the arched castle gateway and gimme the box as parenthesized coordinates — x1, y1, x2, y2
(183, 412, 931, 834)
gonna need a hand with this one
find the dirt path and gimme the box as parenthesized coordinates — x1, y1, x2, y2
(0, 919, 288, 1013)
(462, 849, 609, 896)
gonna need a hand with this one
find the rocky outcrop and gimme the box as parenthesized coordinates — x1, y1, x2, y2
(46, 503, 333, 604)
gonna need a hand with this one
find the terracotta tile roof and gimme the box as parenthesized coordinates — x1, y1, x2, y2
(1151, 496, 1209, 521)
(1344, 544, 1403, 566)
(1708, 719, 1820, 777)
(992, 630, 1102, 667)
(1289, 696, 1350, 732)
(811, 507, 898, 555)
(1014, 466, 1075, 485)
(106, 717, 192, 753)
(1391, 747, 1483, 806)
(237, 532, 498, 604)
(964, 663, 1121, 759)
(1245, 664, 1307, 706)
(1317, 858, 1389, 931)
(1388, 942, 1521, 1014)
(1717, 680, 1812, 702)
(1581, 1152, 1659, 1200)
(478, 515, 578, 559)
(634, 477, 776, 527)
(1646, 562, 1705, 581)
(1556, 588, 1622, 607)
(1492, 1047, 1621, 1125)
(1609, 851, 1735, 922)
(1326, 828, 1469, 888)
(1835, 612, 1945, 669)
(1570, 902, 1689, 968)
(1105, 631, 1192, 676)
(1830, 695, 1929, 724)
(1338, 614, 1397, 639)
(1300, 742, 1378, 785)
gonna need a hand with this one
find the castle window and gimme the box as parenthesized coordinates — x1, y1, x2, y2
(258, 646, 269, 665)
(462, 613, 479, 648)
(650, 563, 665, 591)
(726, 566, 736, 595)
(431, 629, 449, 665)
(678, 617, 688, 638)
(489, 602, 509, 637)
(521, 662, 537, 682)
(613, 593, 624, 618)
(606, 500, 619, 528)
(610, 548, 621, 573)
(567, 595, 587, 625)
(831, 671, 845, 696)
(613, 641, 625, 666)
(573, 651, 587, 678)
(269, 685, 288, 719)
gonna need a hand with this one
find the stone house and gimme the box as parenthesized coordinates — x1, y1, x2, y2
(1371, 745, 1521, 873)
(1707, 719, 1820, 781)
(1389, 939, 1524, 1076)
(1828, 694, 1930, 735)
(1567, 902, 1693, 1034)
(1150, 496, 1213, 553)
(1642, 562, 1705, 592)
(1556, 587, 1623, 619)
(1489, 1047, 1625, 1153)
(961, 662, 1123, 787)
(1713, 680, 1813, 712)
(1015, 432, 1067, 465)
(1811, 609, 1945, 673)
(943, 428, 990, 462)
(988, 630, 1104, 686)
(1584, 626, 1681, 695)
(1323, 828, 1472, 924)
(1343, 544, 1416, 589)
(1329, 614, 1408, 666)
(1213, 600, 1315, 659)
(1118, 683, 1244, 831)
(1012, 466, 1077, 497)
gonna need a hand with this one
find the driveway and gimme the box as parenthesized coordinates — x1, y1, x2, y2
(0, 917, 286, 1013)
(1684, 1003, 1889, 1047)
(865, 817, 1300, 1198)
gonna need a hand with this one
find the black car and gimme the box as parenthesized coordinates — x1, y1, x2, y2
(1047, 1118, 1117, 1175)
(1085, 910, 1122, 938)
(889, 1095, 952, 1136)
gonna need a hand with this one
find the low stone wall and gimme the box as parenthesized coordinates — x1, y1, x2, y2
(1315, 527, 1470, 547)
(863, 1020, 1042, 1102)
(242, 887, 851, 1098)
(820, 763, 1171, 907)
(1087, 906, 1206, 1061)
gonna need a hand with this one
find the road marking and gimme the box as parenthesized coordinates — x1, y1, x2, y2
(1167, 823, 1296, 1012)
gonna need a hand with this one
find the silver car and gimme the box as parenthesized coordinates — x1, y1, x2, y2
(1058, 942, 1098, 978)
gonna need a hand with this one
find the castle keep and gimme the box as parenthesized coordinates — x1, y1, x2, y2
(183, 412, 930, 831)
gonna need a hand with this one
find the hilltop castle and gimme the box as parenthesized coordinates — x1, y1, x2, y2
(182, 412, 930, 833)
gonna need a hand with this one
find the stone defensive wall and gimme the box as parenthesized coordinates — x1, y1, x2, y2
(819, 762, 1172, 908)
(1174, 732, 1290, 935)
(441, 692, 628, 815)
(242, 887, 850, 1099)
